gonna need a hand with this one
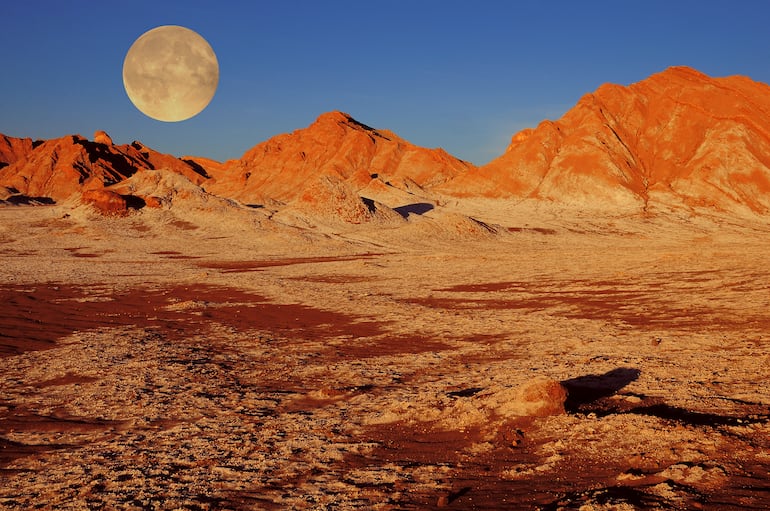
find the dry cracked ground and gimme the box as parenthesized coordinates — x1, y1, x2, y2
(1, 203, 770, 510)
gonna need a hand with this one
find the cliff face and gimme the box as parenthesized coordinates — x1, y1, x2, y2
(206, 111, 474, 203)
(442, 66, 770, 214)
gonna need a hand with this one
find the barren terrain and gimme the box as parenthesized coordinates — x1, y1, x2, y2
(2, 200, 769, 510)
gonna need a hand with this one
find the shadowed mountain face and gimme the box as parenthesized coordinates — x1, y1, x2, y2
(441, 66, 770, 214)
(2, 66, 770, 218)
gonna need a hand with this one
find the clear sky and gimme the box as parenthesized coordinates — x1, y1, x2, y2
(2, 1, 769, 165)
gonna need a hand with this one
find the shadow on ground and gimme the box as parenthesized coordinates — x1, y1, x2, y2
(562, 367, 640, 413)
(394, 202, 434, 218)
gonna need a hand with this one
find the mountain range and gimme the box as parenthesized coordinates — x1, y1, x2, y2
(2, 66, 770, 221)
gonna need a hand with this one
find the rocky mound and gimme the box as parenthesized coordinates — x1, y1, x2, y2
(442, 66, 770, 215)
(275, 174, 405, 227)
(72, 168, 267, 227)
(107, 167, 222, 210)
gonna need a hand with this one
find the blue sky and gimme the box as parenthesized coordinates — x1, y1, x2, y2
(2, 1, 769, 164)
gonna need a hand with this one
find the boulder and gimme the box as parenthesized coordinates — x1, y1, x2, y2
(93, 130, 113, 145)
(490, 378, 568, 418)
(81, 189, 127, 215)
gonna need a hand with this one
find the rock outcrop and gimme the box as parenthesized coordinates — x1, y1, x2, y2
(0, 135, 34, 170)
(81, 189, 128, 215)
(442, 66, 770, 215)
(93, 130, 113, 146)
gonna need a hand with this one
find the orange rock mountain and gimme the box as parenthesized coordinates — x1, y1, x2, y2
(442, 66, 770, 214)
(0, 134, 208, 205)
(2, 66, 770, 217)
(204, 111, 473, 203)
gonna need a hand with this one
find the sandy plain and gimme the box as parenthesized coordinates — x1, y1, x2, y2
(1, 200, 770, 510)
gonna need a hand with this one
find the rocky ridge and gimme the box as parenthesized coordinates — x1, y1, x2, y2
(0, 133, 209, 213)
(2, 67, 770, 221)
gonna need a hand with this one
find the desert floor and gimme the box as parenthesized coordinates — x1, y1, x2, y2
(1, 202, 769, 510)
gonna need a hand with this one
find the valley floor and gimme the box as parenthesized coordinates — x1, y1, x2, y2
(1, 203, 770, 510)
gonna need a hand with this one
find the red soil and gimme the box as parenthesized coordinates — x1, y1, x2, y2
(0, 282, 382, 359)
(3, 272, 769, 508)
(413, 277, 770, 332)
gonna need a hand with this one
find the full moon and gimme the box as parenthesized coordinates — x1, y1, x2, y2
(123, 25, 219, 122)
